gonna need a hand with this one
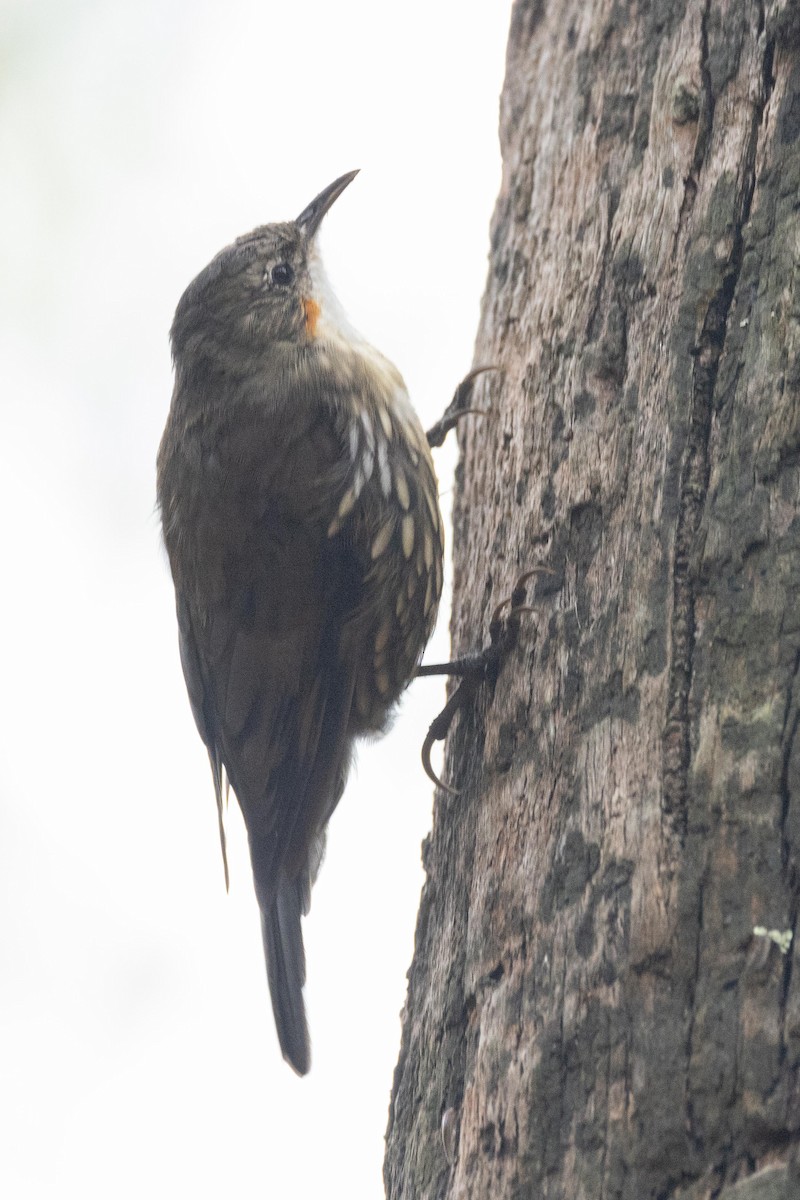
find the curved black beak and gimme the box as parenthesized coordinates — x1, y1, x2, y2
(296, 170, 359, 239)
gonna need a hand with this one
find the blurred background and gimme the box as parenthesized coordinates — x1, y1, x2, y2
(0, 1, 511, 1194)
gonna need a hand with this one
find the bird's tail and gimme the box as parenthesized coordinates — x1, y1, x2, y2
(261, 878, 310, 1075)
(248, 758, 335, 1075)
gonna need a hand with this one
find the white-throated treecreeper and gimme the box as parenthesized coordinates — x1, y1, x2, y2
(157, 172, 443, 1074)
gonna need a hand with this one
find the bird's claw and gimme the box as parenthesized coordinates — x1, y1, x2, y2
(418, 567, 554, 791)
(426, 365, 499, 448)
(421, 684, 471, 795)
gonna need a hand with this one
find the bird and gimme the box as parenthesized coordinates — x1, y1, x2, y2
(157, 171, 444, 1074)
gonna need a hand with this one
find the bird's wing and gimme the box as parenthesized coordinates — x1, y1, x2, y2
(175, 406, 362, 898)
(177, 596, 230, 890)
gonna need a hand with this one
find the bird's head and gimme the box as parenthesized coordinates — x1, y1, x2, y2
(170, 170, 359, 363)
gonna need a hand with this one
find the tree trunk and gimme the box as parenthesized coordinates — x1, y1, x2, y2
(384, 2, 800, 1197)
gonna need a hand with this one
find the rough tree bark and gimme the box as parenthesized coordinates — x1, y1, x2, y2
(384, 2, 800, 1198)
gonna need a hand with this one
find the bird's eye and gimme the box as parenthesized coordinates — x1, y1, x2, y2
(271, 263, 295, 286)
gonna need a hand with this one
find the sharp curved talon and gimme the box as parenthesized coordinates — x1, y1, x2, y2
(507, 604, 537, 620)
(433, 407, 492, 445)
(514, 565, 557, 587)
(453, 407, 492, 421)
(450, 366, 500, 415)
(421, 729, 460, 795)
(490, 566, 557, 628)
(458, 364, 501, 389)
(490, 595, 514, 626)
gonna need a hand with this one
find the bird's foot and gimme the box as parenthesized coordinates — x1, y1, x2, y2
(416, 569, 552, 793)
(425, 365, 497, 448)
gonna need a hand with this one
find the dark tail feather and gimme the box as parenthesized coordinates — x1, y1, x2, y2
(262, 881, 310, 1075)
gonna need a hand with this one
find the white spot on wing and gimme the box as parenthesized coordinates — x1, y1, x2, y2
(378, 407, 393, 439)
(360, 409, 375, 452)
(423, 485, 439, 526)
(424, 572, 435, 616)
(377, 438, 391, 498)
(375, 621, 392, 654)
(401, 514, 415, 559)
(394, 469, 410, 511)
(371, 521, 394, 560)
(327, 485, 358, 535)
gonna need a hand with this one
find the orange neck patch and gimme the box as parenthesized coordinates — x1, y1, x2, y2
(302, 298, 321, 338)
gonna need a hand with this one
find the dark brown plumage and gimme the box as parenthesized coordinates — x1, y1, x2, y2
(157, 173, 442, 1074)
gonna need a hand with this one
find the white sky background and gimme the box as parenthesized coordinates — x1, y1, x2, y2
(0, 1, 512, 1195)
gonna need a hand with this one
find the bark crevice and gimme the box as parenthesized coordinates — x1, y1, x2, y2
(662, 27, 774, 829)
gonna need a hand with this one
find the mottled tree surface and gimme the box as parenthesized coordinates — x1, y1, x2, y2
(385, 2, 800, 1198)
